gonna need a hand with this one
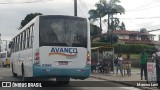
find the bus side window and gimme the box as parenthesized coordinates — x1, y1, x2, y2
(23, 31, 26, 50)
(7, 51, 11, 57)
(29, 24, 34, 48)
(27, 28, 30, 48)
(20, 33, 23, 50)
(17, 35, 20, 51)
(14, 38, 16, 52)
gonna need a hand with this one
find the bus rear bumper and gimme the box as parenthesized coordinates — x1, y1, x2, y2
(33, 65, 91, 79)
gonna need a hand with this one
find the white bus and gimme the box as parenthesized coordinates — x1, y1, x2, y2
(9, 15, 91, 84)
(0, 51, 10, 67)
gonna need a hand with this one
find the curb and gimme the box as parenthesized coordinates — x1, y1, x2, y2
(90, 75, 157, 90)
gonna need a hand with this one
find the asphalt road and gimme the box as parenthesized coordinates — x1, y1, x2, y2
(0, 67, 141, 90)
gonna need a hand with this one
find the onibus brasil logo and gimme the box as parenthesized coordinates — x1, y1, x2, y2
(48, 47, 78, 58)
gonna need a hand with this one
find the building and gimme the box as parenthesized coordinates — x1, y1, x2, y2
(92, 30, 160, 45)
(0, 33, 1, 52)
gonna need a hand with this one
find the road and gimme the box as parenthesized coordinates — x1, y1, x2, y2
(0, 67, 141, 90)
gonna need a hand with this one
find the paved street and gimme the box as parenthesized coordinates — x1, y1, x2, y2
(0, 67, 143, 90)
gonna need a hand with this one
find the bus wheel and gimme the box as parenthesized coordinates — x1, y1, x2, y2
(2, 62, 5, 67)
(56, 77, 70, 85)
(21, 64, 26, 81)
(12, 63, 17, 77)
(8, 65, 10, 68)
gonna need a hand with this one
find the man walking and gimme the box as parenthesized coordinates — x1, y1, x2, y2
(140, 49, 148, 80)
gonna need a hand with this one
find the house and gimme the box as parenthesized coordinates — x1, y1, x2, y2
(92, 30, 160, 45)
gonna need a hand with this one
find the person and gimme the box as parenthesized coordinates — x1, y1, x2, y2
(98, 61, 104, 73)
(125, 53, 131, 76)
(140, 49, 148, 80)
(152, 49, 160, 62)
(116, 54, 123, 76)
(91, 59, 97, 72)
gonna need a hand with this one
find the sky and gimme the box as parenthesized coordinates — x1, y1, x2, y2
(0, 0, 160, 49)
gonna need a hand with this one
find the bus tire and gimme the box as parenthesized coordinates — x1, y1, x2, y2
(21, 64, 26, 81)
(2, 62, 5, 67)
(8, 65, 10, 68)
(56, 77, 70, 85)
(12, 63, 17, 77)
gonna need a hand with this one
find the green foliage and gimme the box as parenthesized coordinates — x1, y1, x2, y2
(90, 24, 102, 37)
(88, 0, 125, 30)
(20, 13, 43, 29)
(100, 34, 118, 43)
(114, 44, 156, 54)
(91, 42, 110, 47)
(91, 42, 156, 54)
(120, 22, 126, 30)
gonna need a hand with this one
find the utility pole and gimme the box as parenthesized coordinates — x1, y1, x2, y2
(74, 0, 77, 16)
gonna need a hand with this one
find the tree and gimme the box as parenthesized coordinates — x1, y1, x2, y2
(140, 28, 148, 33)
(88, 3, 106, 32)
(19, 13, 43, 29)
(110, 17, 120, 30)
(120, 22, 126, 30)
(88, 0, 125, 44)
(101, 34, 118, 43)
(140, 28, 150, 40)
(98, 0, 125, 31)
(90, 24, 102, 37)
(100, 0, 125, 44)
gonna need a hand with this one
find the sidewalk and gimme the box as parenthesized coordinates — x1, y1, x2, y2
(91, 68, 159, 90)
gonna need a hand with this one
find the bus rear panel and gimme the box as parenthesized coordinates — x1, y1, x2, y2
(33, 16, 91, 79)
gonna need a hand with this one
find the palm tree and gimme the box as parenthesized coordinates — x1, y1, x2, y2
(88, 2, 105, 32)
(89, 0, 125, 44)
(88, 0, 125, 33)
(99, 0, 125, 32)
(99, 0, 125, 44)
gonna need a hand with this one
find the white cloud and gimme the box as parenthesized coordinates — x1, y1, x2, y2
(0, 0, 160, 42)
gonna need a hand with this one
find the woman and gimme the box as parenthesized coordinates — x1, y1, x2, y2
(125, 53, 131, 76)
(116, 54, 123, 76)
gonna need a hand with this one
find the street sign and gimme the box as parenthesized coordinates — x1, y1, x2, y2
(147, 62, 157, 83)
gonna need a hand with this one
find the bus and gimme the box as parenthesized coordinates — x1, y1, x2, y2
(9, 15, 91, 84)
(0, 51, 10, 67)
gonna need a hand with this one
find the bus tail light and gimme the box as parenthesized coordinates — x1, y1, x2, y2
(34, 49, 40, 65)
(86, 51, 91, 65)
(35, 52, 39, 60)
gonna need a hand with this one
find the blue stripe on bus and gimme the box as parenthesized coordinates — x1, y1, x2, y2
(33, 65, 91, 78)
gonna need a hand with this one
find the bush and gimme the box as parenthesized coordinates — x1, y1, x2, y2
(114, 44, 156, 54)
(91, 42, 110, 47)
(91, 42, 156, 54)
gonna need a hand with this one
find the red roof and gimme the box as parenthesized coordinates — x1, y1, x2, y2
(113, 30, 155, 36)
(120, 39, 160, 44)
(113, 30, 139, 35)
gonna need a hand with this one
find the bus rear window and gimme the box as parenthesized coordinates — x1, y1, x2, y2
(39, 16, 87, 48)
(0, 53, 6, 58)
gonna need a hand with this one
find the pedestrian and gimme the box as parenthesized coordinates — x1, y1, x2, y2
(91, 59, 97, 72)
(140, 49, 148, 80)
(116, 54, 123, 76)
(97, 60, 103, 73)
(151, 49, 159, 62)
(125, 53, 131, 76)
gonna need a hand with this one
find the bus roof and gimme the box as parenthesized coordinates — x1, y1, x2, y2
(12, 15, 88, 40)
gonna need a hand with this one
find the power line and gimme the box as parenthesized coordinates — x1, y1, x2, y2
(79, 0, 89, 12)
(148, 29, 160, 32)
(126, 0, 160, 12)
(77, 4, 87, 18)
(78, 0, 108, 32)
(118, 16, 160, 19)
(0, 0, 53, 4)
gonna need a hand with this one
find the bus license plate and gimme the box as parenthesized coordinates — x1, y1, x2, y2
(59, 61, 68, 65)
